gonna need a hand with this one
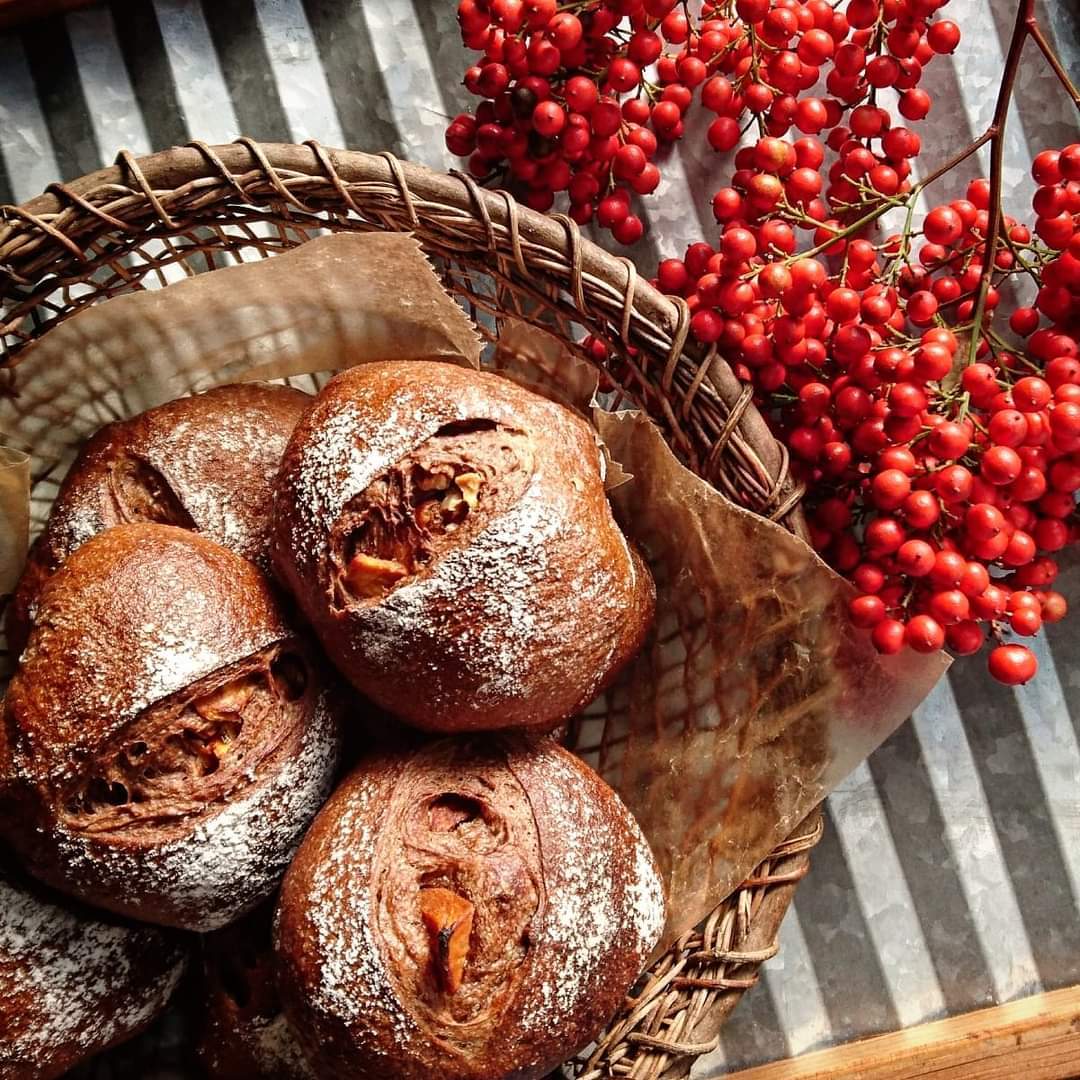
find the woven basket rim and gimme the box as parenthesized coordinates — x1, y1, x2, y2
(0, 140, 820, 1080)
(0, 141, 806, 535)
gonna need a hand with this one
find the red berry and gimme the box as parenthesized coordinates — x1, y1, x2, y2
(929, 549, 966, 590)
(924, 206, 964, 246)
(707, 117, 741, 152)
(691, 308, 724, 343)
(988, 644, 1038, 684)
(873, 618, 906, 654)
(853, 562, 886, 593)
(981, 445, 1023, 485)
(1032, 149, 1062, 186)
(1013, 376, 1053, 412)
(930, 421, 971, 460)
(1003, 530, 1037, 567)
(958, 561, 991, 598)
(972, 584, 1009, 620)
(613, 143, 647, 179)
(866, 516, 906, 555)
(988, 409, 1028, 447)
(612, 213, 644, 245)
(930, 589, 971, 626)
(906, 291, 939, 326)
(532, 100, 565, 136)
(597, 194, 629, 228)
(607, 57, 641, 93)
(897, 539, 936, 576)
(926, 19, 960, 53)
(547, 11, 582, 49)
(564, 75, 599, 113)
(906, 614, 946, 653)
(628, 29, 663, 66)
(947, 621, 984, 655)
(850, 594, 887, 628)
(936, 465, 974, 503)
(903, 490, 942, 529)
(1042, 591, 1068, 622)
(899, 89, 931, 120)
(1010, 604, 1043, 635)
(966, 502, 1007, 541)
(870, 467, 910, 506)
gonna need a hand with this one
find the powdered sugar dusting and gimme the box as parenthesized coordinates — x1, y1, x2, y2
(513, 748, 665, 1036)
(360, 481, 562, 705)
(627, 823, 666, 953)
(0, 877, 186, 1071)
(51, 690, 341, 931)
(305, 771, 417, 1050)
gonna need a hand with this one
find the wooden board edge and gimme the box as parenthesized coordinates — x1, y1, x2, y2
(721, 985, 1080, 1080)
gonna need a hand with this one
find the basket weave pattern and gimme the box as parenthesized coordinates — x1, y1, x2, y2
(0, 141, 821, 1080)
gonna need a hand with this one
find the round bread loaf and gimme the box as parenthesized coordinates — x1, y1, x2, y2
(271, 360, 654, 733)
(0, 523, 342, 932)
(274, 734, 665, 1080)
(195, 902, 313, 1079)
(0, 860, 187, 1080)
(6, 381, 309, 654)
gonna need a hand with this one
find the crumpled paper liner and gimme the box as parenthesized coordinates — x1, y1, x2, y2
(0, 447, 28, 598)
(570, 410, 949, 951)
(491, 317, 632, 491)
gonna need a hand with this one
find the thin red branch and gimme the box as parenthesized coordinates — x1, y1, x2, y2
(1025, 14, 1080, 110)
(965, 0, 1037, 365)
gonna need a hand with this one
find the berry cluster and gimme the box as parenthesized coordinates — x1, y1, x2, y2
(449, 0, 1080, 685)
(688, 158, 1078, 687)
(449, 0, 959, 244)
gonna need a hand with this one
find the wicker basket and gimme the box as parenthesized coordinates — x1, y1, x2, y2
(0, 140, 822, 1080)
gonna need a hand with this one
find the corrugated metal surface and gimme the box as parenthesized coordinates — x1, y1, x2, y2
(0, 2, 1078, 1072)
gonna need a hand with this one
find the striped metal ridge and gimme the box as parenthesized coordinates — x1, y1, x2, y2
(0, 0, 1078, 1073)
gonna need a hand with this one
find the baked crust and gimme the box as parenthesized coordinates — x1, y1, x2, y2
(274, 734, 665, 1080)
(272, 360, 654, 732)
(6, 382, 309, 654)
(1, 523, 342, 931)
(0, 860, 187, 1080)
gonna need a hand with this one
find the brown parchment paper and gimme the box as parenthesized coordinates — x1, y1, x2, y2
(0, 447, 29, 598)
(570, 411, 950, 951)
(0, 233, 481, 510)
(491, 317, 632, 491)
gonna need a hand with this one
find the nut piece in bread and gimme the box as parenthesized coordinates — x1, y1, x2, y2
(271, 360, 654, 733)
(274, 734, 666, 1080)
(1, 523, 342, 932)
(6, 382, 309, 654)
(195, 902, 314, 1079)
(0, 860, 187, 1080)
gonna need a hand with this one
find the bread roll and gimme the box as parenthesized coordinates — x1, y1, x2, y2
(274, 735, 665, 1080)
(0, 861, 187, 1080)
(7, 382, 308, 654)
(195, 902, 313, 1079)
(272, 361, 654, 732)
(1, 524, 342, 931)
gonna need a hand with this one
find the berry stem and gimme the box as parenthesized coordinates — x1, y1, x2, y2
(1025, 14, 1080, 110)
(964, 0, 1035, 367)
